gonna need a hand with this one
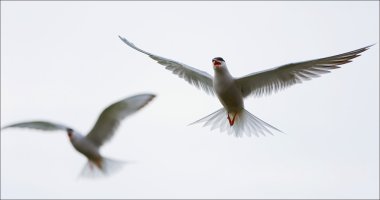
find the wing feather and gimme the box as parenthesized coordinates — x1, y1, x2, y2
(85, 94, 155, 147)
(236, 45, 373, 98)
(119, 36, 215, 95)
(2, 121, 71, 132)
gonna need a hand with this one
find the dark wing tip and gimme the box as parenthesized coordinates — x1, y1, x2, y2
(133, 93, 157, 105)
(355, 44, 375, 55)
(118, 35, 133, 46)
(1, 123, 24, 130)
(148, 94, 157, 102)
(366, 43, 376, 48)
(118, 35, 127, 43)
(145, 94, 156, 102)
(1, 125, 11, 130)
(135, 94, 156, 111)
(360, 43, 375, 52)
(137, 93, 156, 98)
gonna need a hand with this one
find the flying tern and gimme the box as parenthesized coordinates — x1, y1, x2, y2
(119, 35, 372, 137)
(2, 94, 156, 178)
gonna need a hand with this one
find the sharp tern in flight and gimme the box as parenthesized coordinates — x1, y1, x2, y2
(119, 35, 372, 137)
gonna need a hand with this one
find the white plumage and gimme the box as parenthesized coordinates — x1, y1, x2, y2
(119, 35, 372, 137)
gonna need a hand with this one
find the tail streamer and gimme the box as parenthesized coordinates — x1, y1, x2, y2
(190, 108, 283, 137)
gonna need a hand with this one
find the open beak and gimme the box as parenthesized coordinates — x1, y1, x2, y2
(213, 60, 221, 67)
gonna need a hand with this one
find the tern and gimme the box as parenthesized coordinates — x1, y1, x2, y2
(119, 36, 372, 137)
(2, 94, 156, 178)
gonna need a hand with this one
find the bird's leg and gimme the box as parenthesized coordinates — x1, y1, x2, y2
(227, 113, 237, 126)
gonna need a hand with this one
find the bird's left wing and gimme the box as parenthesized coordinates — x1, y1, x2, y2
(85, 94, 156, 147)
(119, 36, 215, 95)
(236, 45, 373, 98)
(2, 121, 71, 132)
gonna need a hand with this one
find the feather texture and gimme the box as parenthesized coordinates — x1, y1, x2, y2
(236, 45, 373, 98)
(119, 36, 215, 95)
(189, 108, 282, 137)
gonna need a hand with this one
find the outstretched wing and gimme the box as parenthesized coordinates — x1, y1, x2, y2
(2, 121, 71, 132)
(85, 94, 156, 147)
(119, 36, 215, 95)
(236, 45, 373, 98)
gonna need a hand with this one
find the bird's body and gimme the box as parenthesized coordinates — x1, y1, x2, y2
(68, 131, 102, 168)
(212, 60, 246, 126)
(2, 94, 156, 177)
(119, 35, 372, 137)
(213, 66, 244, 113)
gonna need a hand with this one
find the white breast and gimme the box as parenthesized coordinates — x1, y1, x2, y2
(213, 68, 244, 112)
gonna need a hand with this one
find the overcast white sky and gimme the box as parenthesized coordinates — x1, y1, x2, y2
(1, 1, 379, 199)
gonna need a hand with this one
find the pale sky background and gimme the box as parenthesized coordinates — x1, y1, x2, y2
(1, 1, 379, 199)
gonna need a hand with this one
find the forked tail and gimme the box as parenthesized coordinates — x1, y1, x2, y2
(189, 108, 283, 137)
(78, 157, 124, 179)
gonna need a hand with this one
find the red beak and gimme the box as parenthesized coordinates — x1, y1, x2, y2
(213, 60, 221, 66)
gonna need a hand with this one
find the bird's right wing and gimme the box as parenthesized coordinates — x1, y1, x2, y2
(85, 94, 156, 147)
(119, 36, 215, 95)
(2, 121, 71, 132)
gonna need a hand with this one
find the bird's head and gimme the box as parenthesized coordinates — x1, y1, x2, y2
(66, 128, 79, 141)
(212, 57, 226, 70)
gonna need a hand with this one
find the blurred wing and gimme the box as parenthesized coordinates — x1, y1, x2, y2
(236, 45, 373, 98)
(85, 94, 156, 147)
(119, 36, 215, 95)
(2, 121, 70, 132)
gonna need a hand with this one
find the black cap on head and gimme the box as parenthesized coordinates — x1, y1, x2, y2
(212, 57, 225, 62)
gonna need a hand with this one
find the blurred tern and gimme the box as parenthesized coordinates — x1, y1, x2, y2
(2, 94, 155, 178)
(119, 35, 372, 137)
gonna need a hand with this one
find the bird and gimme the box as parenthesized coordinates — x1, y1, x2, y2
(118, 35, 372, 137)
(2, 93, 156, 178)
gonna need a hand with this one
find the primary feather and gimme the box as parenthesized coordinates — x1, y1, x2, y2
(85, 94, 155, 147)
(236, 44, 374, 98)
(2, 121, 70, 132)
(119, 36, 215, 95)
